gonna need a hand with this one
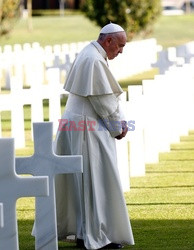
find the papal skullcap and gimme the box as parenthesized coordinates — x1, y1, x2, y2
(100, 22, 125, 34)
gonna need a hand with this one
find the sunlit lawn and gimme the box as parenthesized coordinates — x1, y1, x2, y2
(146, 14, 194, 48)
(0, 14, 194, 48)
(0, 15, 100, 46)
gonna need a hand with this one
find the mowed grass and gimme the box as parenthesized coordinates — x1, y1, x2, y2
(146, 14, 194, 48)
(16, 162, 194, 250)
(0, 13, 194, 250)
(15, 127, 194, 249)
(0, 13, 194, 48)
(0, 14, 100, 46)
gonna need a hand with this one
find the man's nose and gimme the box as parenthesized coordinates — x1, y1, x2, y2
(119, 48, 123, 53)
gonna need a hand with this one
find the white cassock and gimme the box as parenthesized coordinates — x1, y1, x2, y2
(54, 41, 134, 249)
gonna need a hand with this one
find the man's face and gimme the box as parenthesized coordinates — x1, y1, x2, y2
(106, 32, 127, 60)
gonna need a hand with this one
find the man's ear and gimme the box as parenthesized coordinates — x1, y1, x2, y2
(106, 37, 112, 46)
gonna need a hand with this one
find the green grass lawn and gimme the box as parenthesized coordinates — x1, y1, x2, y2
(0, 15, 100, 46)
(146, 14, 194, 48)
(15, 131, 194, 249)
(0, 13, 194, 48)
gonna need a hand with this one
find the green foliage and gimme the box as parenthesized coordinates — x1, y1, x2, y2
(82, 0, 162, 40)
(0, 0, 21, 36)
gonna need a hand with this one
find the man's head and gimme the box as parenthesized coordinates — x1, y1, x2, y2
(97, 23, 127, 60)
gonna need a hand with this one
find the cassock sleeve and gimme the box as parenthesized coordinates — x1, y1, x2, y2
(88, 94, 124, 137)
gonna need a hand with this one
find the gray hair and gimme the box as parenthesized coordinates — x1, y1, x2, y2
(98, 32, 121, 42)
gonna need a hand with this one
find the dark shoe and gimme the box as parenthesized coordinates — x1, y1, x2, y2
(76, 238, 86, 249)
(101, 243, 123, 249)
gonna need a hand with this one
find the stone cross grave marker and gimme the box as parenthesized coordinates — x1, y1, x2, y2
(127, 85, 145, 176)
(142, 79, 160, 163)
(46, 53, 72, 77)
(176, 42, 194, 64)
(151, 49, 175, 74)
(116, 92, 130, 191)
(46, 68, 63, 134)
(0, 138, 49, 250)
(10, 76, 25, 148)
(0, 203, 4, 228)
(16, 122, 83, 250)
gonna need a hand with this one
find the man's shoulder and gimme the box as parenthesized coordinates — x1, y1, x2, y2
(79, 43, 104, 63)
(83, 42, 99, 56)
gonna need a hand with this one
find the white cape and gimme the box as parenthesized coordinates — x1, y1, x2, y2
(64, 41, 123, 97)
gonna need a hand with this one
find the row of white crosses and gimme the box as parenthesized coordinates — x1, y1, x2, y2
(1, 39, 194, 92)
(1, 42, 194, 186)
(1, 61, 193, 249)
(126, 62, 194, 165)
(0, 38, 159, 149)
(1, 38, 193, 180)
(0, 38, 158, 91)
(152, 41, 194, 75)
(0, 122, 83, 250)
(112, 61, 194, 183)
(0, 41, 86, 90)
(176, 41, 194, 64)
(0, 68, 67, 148)
(0, 71, 140, 193)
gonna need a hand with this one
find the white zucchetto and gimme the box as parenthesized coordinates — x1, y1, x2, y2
(100, 23, 125, 34)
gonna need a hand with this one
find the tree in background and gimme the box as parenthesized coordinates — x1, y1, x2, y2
(82, 0, 161, 40)
(0, 0, 21, 36)
(26, 0, 32, 30)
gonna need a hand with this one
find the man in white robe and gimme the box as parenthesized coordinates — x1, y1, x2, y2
(54, 23, 134, 249)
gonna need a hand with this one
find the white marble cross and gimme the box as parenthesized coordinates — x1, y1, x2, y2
(0, 203, 4, 228)
(151, 49, 175, 74)
(46, 69, 63, 134)
(46, 54, 72, 77)
(16, 122, 83, 250)
(127, 85, 145, 176)
(116, 92, 130, 191)
(0, 138, 49, 250)
(176, 42, 194, 63)
(10, 76, 26, 148)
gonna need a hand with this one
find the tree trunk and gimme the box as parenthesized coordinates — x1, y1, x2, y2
(27, 0, 33, 31)
(59, 0, 65, 16)
(186, 1, 191, 14)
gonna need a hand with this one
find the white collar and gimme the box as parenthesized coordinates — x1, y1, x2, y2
(91, 41, 107, 60)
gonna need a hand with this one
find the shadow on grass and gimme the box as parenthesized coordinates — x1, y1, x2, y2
(18, 219, 35, 250)
(128, 219, 194, 250)
(127, 203, 194, 206)
(18, 219, 194, 250)
(146, 171, 194, 174)
(131, 185, 194, 189)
